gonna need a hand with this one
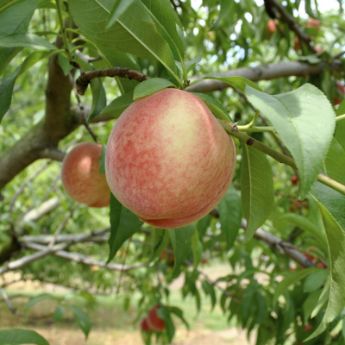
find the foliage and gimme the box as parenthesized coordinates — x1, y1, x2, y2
(1, 0, 345, 344)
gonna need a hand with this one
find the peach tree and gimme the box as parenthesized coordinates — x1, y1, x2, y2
(0, 0, 345, 344)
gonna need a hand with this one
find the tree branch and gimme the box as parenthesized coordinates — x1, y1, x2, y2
(264, 0, 317, 53)
(0, 38, 77, 191)
(25, 242, 143, 272)
(76, 68, 147, 95)
(38, 148, 65, 161)
(186, 61, 339, 93)
(0, 60, 340, 191)
(21, 197, 60, 225)
(21, 228, 108, 245)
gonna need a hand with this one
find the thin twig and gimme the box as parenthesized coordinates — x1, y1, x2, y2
(76, 68, 147, 95)
(24, 242, 143, 272)
(75, 93, 98, 142)
(21, 197, 60, 225)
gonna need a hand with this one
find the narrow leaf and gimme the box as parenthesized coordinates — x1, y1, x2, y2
(193, 92, 230, 121)
(210, 76, 260, 93)
(68, 0, 181, 84)
(241, 145, 274, 239)
(0, 34, 54, 50)
(0, 71, 17, 121)
(107, 0, 135, 27)
(133, 78, 174, 100)
(169, 225, 194, 276)
(89, 79, 107, 120)
(0, 329, 49, 345)
(71, 306, 92, 338)
(218, 187, 242, 248)
(108, 194, 143, 262)
(318, 204, 345, 323)
(97, 91, 133, 121)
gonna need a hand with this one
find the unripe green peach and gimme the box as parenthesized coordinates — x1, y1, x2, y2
(105, 88, 236, 228)
(61, 143, 110, 207)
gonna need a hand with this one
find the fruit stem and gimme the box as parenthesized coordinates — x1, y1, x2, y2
(237, 112, 258, 130)
(221, 120, 345, 196)
(239, 126, 275, 133)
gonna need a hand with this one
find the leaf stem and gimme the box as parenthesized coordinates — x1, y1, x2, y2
(237, 112, 258, 130)
(55, 0, 71, 60)
(317, 174, 345, 195)
(336, 113, 345, 122)
(239, 126, 275, 133)
(221, 120, 345, 196)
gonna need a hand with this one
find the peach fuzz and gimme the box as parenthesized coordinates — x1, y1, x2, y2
(61, 142, 110, 207)
(105, 88, 236, 228)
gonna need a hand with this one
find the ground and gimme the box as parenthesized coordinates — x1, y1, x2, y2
(0, 266, 252, 345)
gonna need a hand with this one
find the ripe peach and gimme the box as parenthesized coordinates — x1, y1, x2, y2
(105, 88, 236, 228)
(61, 143, 110, 207)
(306, 18, 320, 29)
(147, 306, 165, 332)
(267, 19, 277, 34)
(140, 318, 151, 333)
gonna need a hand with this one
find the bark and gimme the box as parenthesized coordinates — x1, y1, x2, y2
(0, 53, 77, 191)
(186, 61, 334, 92)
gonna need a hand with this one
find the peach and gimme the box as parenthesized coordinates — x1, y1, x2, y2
(61, 142, 110, 207)
(140, 318, 151, 333)
(267, 19, 277, 34)
(147, 306, 165, 332)
(306, 18, 320, 29)
(105, 88, 236, 228)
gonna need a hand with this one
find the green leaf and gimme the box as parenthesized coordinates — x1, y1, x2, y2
(53, 305, 65, 321)
(107, 0, 136, 27)
(218, 187, 242, 248)
(303, 269, 328, 293)
(275, 213, 327, 251)
(0, 51, 48, 121)
(169, 225, 195, 276)
(0, 34, 54, 50)
(133, 78, 174, 100)
(25, 293, 56, 310)
(273, 268, 317, 305)
(107, 194, 143, 262)
(166, 306, 189, 329)
(318, 204, 345, 323)
(89, 79, 107, 120)
(0, 71, 17, 121)
(312, 125, 345, 229)
(0, 0, 41, 73)
(68, 0, 181, 84)
(97, 91, 133, 121)
(246, 84, 336, 195)
(192, 92, 230, 121)
(99, 145, 106, 175)
(209, 76, 261, 93)
(201, 280, 217, 309)
(0, 329, 49, 345)
(240, 145, 274, 239)
(57, 53, 73, 76)
(71, 306, 92, 339)
(191, 227, 202, 267)
(141, 0, 185, 60)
